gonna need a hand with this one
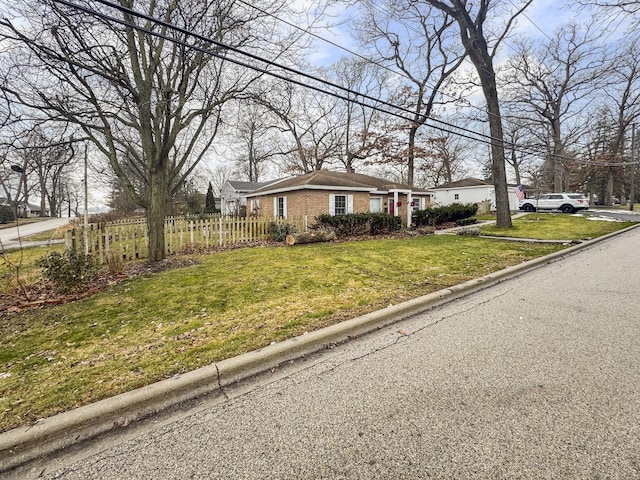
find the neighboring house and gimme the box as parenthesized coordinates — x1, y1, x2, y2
(0, 198, 46, 217)
(244, 170, 432, 226)
(220, 180, 281, 215)
(429, 177, 521, 211)
(28, 203, 49, 217)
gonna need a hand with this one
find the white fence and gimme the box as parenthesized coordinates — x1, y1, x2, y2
(65, 215, 308, 263)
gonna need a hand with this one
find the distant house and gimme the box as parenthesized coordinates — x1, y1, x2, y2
(244, 170, 432, 226)
(429, 177, 521, 211)
(0, 198, 48, 217)
(28, 202, 50, 217)
(220, 180, 281, 215)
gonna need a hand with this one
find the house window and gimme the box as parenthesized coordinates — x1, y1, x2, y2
(250, 199, 260, 216)
(454, 194, 459, 200)
(370, 197, 383, 213)
(274, 196, 287, 218)
(329, 194, 353, 215)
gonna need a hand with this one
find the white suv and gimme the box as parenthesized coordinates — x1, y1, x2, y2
(519, 193, 590, 214)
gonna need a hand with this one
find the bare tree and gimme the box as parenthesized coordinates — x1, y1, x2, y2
(577, 0, 640, 29)
(329, 58, 387, 174)
(355, 0, 466, 185)
(258, 81, 344, 173)
(501, 22, 605, 192)
(0, 0, 291, 261)
(418, 132, 470, 187)
(229, 101, 281, 182)
(423, 0, 533, 228)
(207, 163, 235, 198)
(582, 38, 640, 204)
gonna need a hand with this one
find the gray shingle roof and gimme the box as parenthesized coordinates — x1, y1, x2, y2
(227, 180, 280, 192)
(431, 178, 491, 189)
(251, 170, 431, 194)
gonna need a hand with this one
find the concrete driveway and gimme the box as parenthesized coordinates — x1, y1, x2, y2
(10, 224, 638, 479)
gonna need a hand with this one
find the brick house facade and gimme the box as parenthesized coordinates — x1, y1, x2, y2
(245, 171, 431, 226)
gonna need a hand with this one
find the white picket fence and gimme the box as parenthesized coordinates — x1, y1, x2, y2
(65, 215, 308, 263)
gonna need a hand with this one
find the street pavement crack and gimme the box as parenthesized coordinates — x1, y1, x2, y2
(214, 364, 229, 400)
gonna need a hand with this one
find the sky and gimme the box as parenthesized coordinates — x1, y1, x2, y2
(2, 0, 627, 210)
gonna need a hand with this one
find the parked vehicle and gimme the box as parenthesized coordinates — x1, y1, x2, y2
(594, 197, 621, 206)
(519, 193, 590, 214)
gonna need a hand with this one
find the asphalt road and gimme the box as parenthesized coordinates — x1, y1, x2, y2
(17, 226, 640, 480)
(0, 217, 70, 251)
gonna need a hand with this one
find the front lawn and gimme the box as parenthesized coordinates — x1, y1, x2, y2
(0, 235, 564, 432)
(480, 213, 636, 240)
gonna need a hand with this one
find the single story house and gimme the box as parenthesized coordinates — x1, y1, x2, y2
(244, 170, 432, 226)
(220, 180, 281, 215)
(0, 198, 48, 217)
(429, 178, 522, 211)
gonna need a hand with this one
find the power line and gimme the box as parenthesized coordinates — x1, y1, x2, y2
(50, 0, 501, 146)
(47, 0, 640, 167)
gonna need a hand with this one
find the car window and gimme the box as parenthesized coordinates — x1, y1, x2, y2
(549, 195, 563, 199)
(538, 195, 549, 200)
(568, 195, 586, 199)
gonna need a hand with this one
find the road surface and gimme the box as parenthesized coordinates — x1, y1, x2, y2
(0, 218, 70, 251)
(14, 226, 640, 479)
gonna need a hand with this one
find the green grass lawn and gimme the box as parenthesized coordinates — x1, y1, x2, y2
(480, 213, 636, 240)
(0, 214, 636, 433)
(0, 244, 65, 295)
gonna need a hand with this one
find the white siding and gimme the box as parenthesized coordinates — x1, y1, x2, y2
(433, 186, 519, 211)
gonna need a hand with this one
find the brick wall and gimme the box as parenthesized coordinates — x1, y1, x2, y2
(247, 190, 432, 225)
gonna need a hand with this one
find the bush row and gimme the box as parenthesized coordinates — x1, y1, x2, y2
(413, 203, 478, 227)
(315, 213, 403, 236)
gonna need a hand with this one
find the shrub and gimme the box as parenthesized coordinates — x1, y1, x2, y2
(36, 249, 99, 293)
(456, 217, 477, 227)
(413, 203, 478, 227)
(315, 213, 402, 237)
(456, 227, 481, 236)
(105, 251, 125, 275)
(0, 205, 15, 224)
(269, 222, 296, 242)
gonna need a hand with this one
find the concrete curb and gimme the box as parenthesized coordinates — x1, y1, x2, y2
(1, 222, 638, 473)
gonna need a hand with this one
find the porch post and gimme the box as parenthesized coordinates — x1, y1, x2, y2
(393, 191, 399, 216)
(407, 192, 413, 226)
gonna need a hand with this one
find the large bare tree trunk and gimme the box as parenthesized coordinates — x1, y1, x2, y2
(147, 169, 168, 262)
(423, 0, 532, 228)
(482, 71, 512, 228)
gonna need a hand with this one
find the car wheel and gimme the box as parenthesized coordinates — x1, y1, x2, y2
(560, 204, 574, 214)
(522, 203, 535, 212)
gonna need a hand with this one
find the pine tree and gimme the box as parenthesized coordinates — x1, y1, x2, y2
(205, 182, 217, 213)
